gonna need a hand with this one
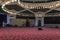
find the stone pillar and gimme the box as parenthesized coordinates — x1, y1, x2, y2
(6, 14, 10, 25)
(35, 17, 38, 27)
(41, 17, 44, 27)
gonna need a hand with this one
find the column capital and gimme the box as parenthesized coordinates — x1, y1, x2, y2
(35, 13, 45, 18)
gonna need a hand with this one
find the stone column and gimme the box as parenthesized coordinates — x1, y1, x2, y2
(6, 14, 10, 25)
(35, 17, 38, 27)
(41, 17, 44, 27)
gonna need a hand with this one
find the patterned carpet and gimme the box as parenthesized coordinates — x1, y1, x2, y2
(0, 27, 60, 40)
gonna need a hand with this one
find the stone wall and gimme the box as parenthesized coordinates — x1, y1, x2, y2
(10, 19, 26, 26)
(10, 18, 35, 27)
(10, 18, 60, 28)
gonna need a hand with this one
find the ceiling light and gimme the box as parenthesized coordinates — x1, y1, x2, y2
(56, 3, 60, 6)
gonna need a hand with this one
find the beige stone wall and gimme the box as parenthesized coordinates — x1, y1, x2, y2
(10, 19, 26, 26)
(10, 18, 60, 28)
(10, 18, 35, 27)
(28, 19, 35, 26)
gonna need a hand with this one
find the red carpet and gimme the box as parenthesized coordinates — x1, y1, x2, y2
(0, 27, 60, 40)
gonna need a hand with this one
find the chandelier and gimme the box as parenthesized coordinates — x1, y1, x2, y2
(1, 0, 60, 15)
